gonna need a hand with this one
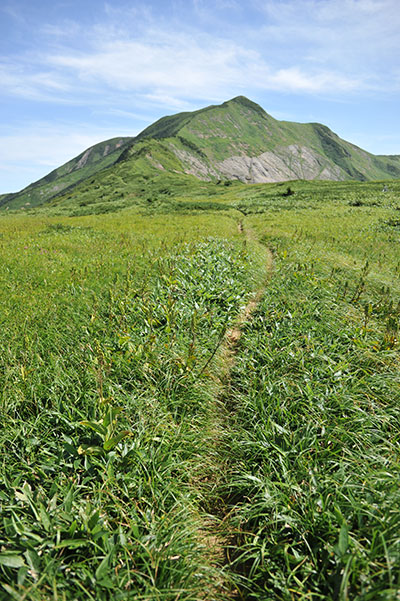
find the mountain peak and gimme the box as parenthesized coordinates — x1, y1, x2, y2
(223, 95, 268, 116)
(136, 96, 270, 143)
(2, 96, 400, 211)
(227, 95, 261, 106)
(224, 95, 254, 105)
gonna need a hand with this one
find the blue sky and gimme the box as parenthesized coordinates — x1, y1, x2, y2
(1, 0, 399, 192)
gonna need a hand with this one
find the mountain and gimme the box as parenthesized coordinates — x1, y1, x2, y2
(132, 96, 400, 183)
(1, 96, 400, 211)
(0, 137, 133, 210)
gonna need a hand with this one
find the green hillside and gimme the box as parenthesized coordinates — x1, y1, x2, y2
(155, 97, 400, 182)
(134, 96, 400, 182)
(0, 137, 133, 211)
(2, 96, 400, 213)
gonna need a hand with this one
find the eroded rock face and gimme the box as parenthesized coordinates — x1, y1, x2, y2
(216, 153, 294, 182)
(146, 154, 165, 171)
(168, 142, 345, 183)
(168, 145, 219, 180)
(76, 148, 93, 170)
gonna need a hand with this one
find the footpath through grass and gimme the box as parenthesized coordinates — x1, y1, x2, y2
(220, 195, 400, 599)
(0, 179, 399, 600)
(0, 210, 265, 600)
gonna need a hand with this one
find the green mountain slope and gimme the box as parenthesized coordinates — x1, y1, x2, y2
(2, 97, 400, 212)
(0, 137, 133, 211)
(137, 96, 400, 183)
(41, 138, 217, 216)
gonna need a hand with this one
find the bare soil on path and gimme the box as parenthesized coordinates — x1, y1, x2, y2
(196, 219, 273, 600)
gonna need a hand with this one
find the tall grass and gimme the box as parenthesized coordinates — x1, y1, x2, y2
(1, 179, 399, 599)
(0, 211, 259, 600)
(221, 194, 400, 599)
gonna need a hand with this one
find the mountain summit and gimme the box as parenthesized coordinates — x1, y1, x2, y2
(2, 97, 400, 210)
(132, 95, 400, 183)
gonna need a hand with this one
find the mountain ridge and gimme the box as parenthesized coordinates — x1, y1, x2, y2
(1, 96, 399, 211)
(131, 95, 400, 184)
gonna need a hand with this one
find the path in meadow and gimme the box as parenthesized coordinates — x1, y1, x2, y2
(222, 220, 273, 378)
(196, 218, 273, 599)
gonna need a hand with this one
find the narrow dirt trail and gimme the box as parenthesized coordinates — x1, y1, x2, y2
(196, 219, 273, 599)
(221, 219, 273, 380)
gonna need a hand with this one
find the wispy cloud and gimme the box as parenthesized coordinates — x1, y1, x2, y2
(0, 122, 135, 192)
(0, 61, 73, 102)
(266, 67, 361, 94)
(0, 16, 372, 113)
(255, 0, 400, 78)
(0, 3, 25, 24)
(47, 33, 262, 97)
(2, 0, 400, 107)
(45, 26, 367, 100)
(192, 0, 242, 19)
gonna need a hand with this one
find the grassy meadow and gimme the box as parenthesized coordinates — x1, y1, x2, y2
(0, 179, 399, 600)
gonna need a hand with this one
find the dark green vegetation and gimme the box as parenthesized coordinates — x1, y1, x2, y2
(0, 178, 400, 600)
(2, 97, 400, 213)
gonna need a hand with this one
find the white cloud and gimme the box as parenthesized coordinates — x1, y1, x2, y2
(105, 108, 156, 121)
(47, 27, 366, 99)
(1, 0, 399, 112)
(6, 0, 397, 114)
(0, 61, 73, 102)
(255, 0, 400, 71)
(47, 33, 258, 95)
(0, 19, 372, 114)
(41, 21, 81, 38)
(0, 122, 135, 192)
(266, 67, 361, 93)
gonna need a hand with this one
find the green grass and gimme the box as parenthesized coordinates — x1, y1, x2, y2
(0, 179, 399, 600)
(223, 251, 400, 599)
(219, 182, 400, 599)
(0, 211, 259, 600)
